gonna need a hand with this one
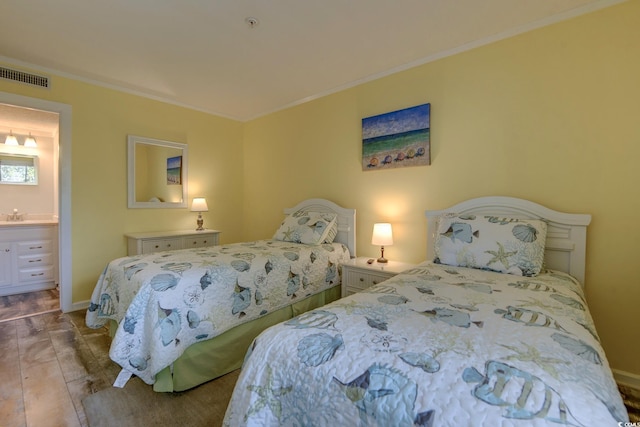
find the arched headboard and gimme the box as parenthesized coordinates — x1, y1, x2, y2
(284, 198, 356, 257)
(425, 196, 591, 285)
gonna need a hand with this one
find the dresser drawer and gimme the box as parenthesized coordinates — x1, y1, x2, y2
(18, 265, 54, 282)
(344, 270, 390, 292)
(141, 238, 182, 253)
(16, 240, 52, 255)
(184, 235, 216, 248)
(18, 253, 53, 268)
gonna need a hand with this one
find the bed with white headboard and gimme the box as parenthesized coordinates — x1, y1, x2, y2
(86, 198, 355, 393)
(224, 196, 628, 426)
(425, 196, 591, 285)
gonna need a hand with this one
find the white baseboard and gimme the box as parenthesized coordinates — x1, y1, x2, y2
(613, 369, 640, 390)
(68, 299, 90, 313)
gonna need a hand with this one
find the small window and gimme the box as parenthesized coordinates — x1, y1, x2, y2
(0, 153, 38, 185)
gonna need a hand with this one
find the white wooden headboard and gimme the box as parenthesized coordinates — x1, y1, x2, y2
(425, 196, 591, 285)
(284, 198, 356, 257)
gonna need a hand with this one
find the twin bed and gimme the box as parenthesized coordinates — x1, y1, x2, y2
(86, 198, 356, 392)
(223, 196, 628, 426)
(86, 196, 628, 425)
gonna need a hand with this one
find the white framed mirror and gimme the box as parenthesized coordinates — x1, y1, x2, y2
(127, 135, 188, 208)
(0, 152, 38, 185)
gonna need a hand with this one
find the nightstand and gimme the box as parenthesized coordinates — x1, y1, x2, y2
(341, 257, 415, 297)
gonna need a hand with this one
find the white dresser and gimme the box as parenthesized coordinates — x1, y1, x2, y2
(125, 229, 221, 255)
(341, 257, 415, 297)
(0, 224, 58, 296)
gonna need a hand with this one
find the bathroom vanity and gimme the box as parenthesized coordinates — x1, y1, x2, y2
(0, 222, 58, 296)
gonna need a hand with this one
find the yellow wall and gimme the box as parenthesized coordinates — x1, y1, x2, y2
(243, 1, 640, 376)
(0, 0, 637, 378)
(0, 75, 245, 305)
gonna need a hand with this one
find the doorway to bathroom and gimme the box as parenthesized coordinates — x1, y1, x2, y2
(0, 92, 72, 318)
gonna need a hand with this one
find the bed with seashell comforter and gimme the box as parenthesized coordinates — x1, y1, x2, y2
(223, 197, 628, 426)
(85, 198, 356, 392)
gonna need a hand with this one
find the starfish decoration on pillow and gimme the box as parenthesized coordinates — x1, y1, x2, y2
(485, 242, 517, 269)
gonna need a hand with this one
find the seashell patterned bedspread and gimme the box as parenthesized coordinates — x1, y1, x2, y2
(85, 240, 350, 385)
(223, 262, 628, 426)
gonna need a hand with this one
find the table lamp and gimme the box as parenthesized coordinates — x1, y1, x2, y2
(371, 223, 393, 263)
(191, 197, 209, 231)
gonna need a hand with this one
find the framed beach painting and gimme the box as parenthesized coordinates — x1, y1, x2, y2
(166, 155, 182, 185)
(362, 103, 430, 171)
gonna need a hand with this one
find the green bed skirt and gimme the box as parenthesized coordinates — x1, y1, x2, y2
(142, 284, 342, 392)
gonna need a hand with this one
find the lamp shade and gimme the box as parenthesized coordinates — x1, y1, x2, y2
(191, 197, 209, 212)
(5, 131, 18, 146)
(371, 223, 393, 246)
(24, 133, 37, 147)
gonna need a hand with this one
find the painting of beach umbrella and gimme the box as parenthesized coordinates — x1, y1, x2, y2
(362, 103, 430, 171)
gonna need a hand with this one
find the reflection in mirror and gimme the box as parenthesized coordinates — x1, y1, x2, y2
(0, 153, 38, 185)
(127, 135, 188, 208)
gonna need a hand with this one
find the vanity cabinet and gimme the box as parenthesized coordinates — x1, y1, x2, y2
(125, 229, 220, 255)
(0, 225, 58, 296)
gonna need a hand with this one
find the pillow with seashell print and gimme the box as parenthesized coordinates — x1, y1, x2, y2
(273, 211, 338, 245)
(434, 213, 547, 277)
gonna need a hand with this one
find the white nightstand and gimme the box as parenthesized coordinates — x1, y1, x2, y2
(341, 257, 415, 297)
(125, 229, 221, 255)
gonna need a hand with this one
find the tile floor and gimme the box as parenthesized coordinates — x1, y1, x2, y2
(0, 308, 115, 427)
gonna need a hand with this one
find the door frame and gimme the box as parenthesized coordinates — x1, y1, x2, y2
(0, 91, 72, 312)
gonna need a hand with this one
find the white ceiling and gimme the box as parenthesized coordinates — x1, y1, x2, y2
(0, 0, 623, 122)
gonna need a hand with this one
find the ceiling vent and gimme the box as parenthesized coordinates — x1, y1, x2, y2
(0, 66, 50, 89)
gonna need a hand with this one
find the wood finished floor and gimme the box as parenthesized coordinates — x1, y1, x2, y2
(1, 292, 638, 426)
(0, 304, 116, 427)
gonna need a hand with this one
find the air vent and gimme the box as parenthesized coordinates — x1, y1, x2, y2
(0, 66, 50, 89)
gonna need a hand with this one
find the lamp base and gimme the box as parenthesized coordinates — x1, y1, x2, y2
(376, 257, 388, 263)
(196, 214, 204, 231)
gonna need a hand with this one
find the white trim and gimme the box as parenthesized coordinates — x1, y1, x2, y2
(425, 196, 591, 286)
(613, 369, 640, 390)
(0, 0, 627, 122)
(0, 91, 73, 312)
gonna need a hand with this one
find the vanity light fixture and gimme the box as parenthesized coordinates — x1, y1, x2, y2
(191, 197, 209, 231)
(371, 223, 393, 263)
(4, 130, 18, 146)
(24, 133, 37, 147)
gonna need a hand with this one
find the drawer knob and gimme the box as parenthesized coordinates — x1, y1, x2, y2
(359, 278, 364, 282)
(373, 280, 379, 285)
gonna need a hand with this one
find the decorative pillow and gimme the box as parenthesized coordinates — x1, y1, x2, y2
(273, 211, 338, 245)
(434, 213, 547, 276)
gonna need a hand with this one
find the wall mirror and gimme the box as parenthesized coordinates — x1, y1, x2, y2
(127, 135, 188, 208)
(0, 152, 38, 185)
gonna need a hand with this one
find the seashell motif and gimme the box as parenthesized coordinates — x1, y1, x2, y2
(199, 271, 212, 290)
(265, 260, 273, 274)
(416, 146, 426, 157)
(310, 252, 317, 263)
(297, 216, 310, 225)
(406, 148, 416, 158)
(124, 263, 147, 280)
(285, 309, 338, 329)
(368, 157, 379, 167)
(150, 273, 179, 291)
(283, 251, 299, 261)
(183, 285, 204, 307)
(255, 289, 263, 305)
(366, 317, 388, 331)
(378, 294, 409, 305)
(399, 352, 440, 373)
(233, 252, 256, 261)
(550, 294, 584, 311)
(99, 294, 115, 316)
(123, 315, 137, 333)
(187, 310, 200, 328)
(129, 356, 147, 371)
(487, 216, 518, 225)
(161, 262, 192, 275)
(512, 224, 538, 242)
(287, 270, 300, 296)
(231, 260, 251, 272)
(158, 308, 181, 346)
(551, 333, 602, 364)
(394, 152, 405, 161)
(382, 155, 393, 164)
(232, 282, 251, 315)
(297, 333, 344, 367)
